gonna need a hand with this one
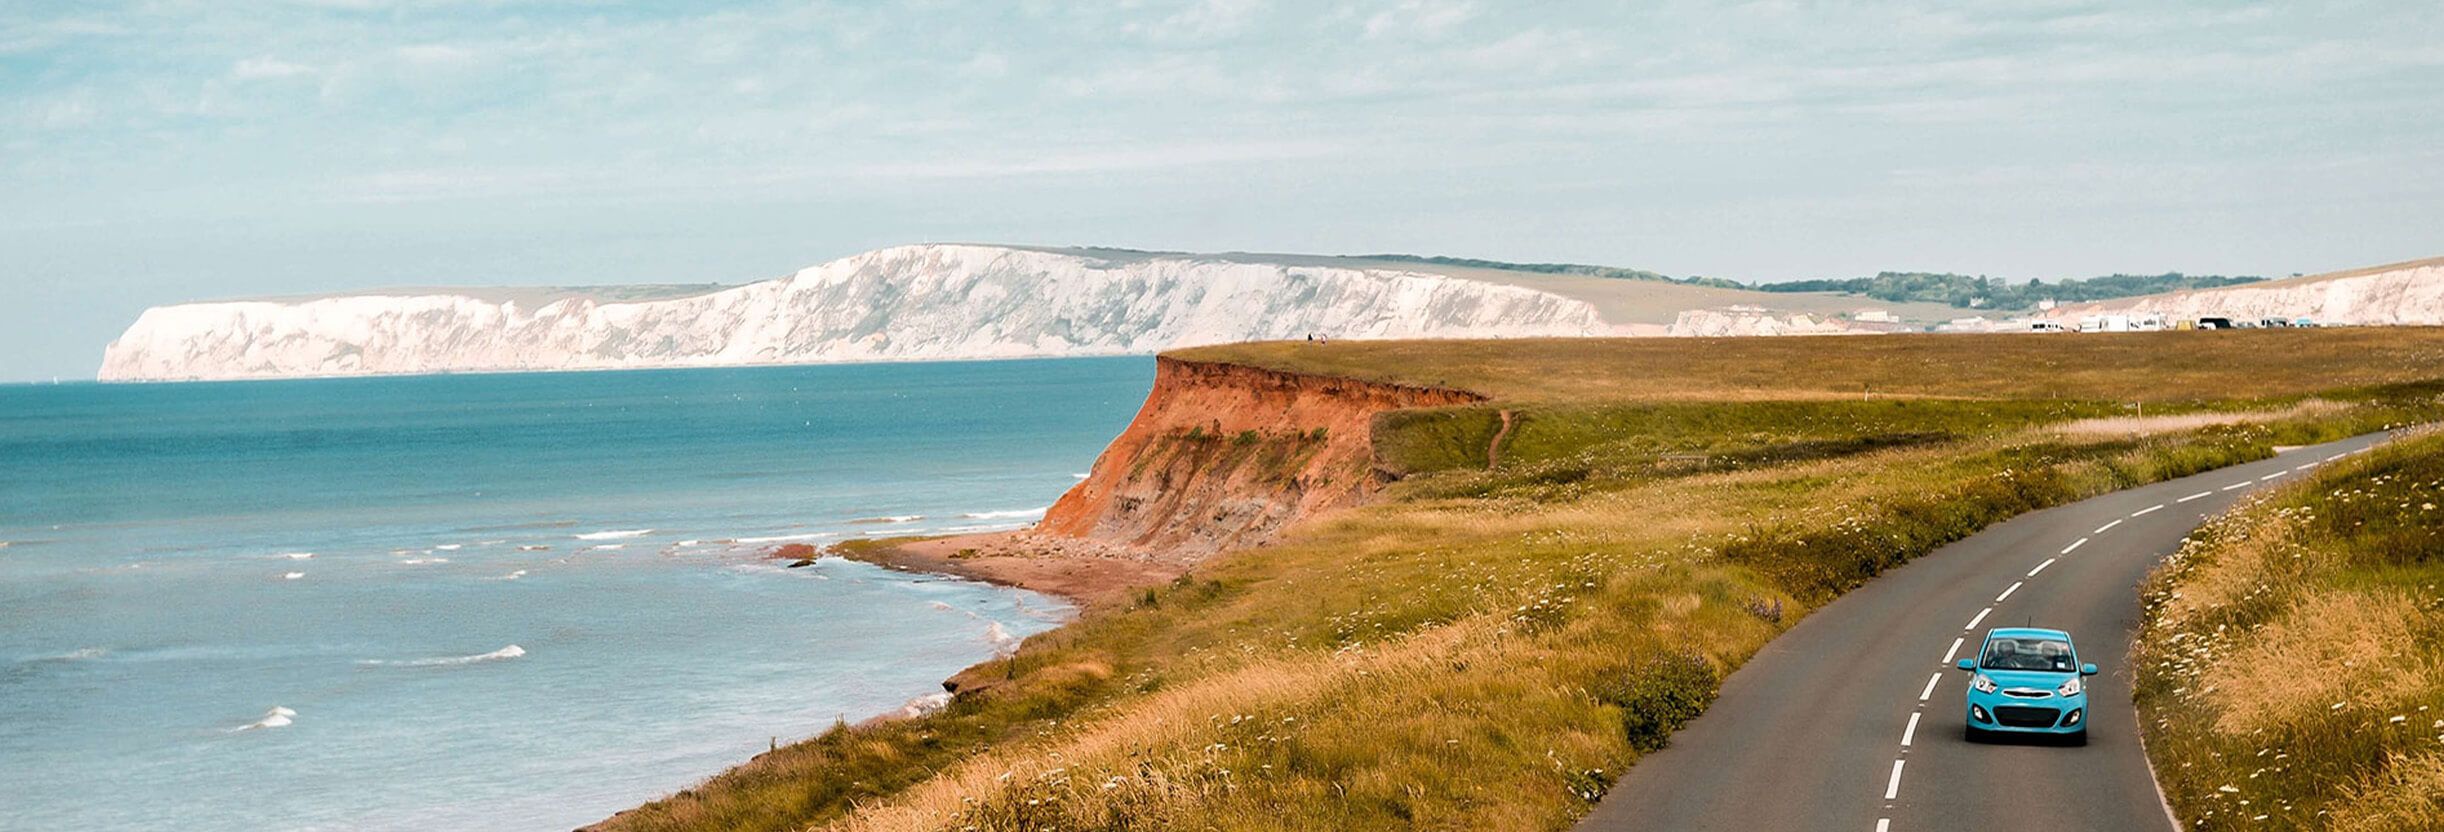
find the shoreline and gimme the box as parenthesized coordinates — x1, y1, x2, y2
(824, 529, 1189, 610)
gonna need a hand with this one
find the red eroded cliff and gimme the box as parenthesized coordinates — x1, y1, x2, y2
(1034, 355, 1486, 558)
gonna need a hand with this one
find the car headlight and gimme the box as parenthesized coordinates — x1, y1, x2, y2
(2057, 677, 2083, 697)
(1971, 674, 1998, 694)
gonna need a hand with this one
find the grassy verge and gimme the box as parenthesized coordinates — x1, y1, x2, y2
(2134, 428, 2444, 831)
(599, 332, 2444, 832)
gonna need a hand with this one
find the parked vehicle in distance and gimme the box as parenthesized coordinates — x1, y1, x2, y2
(2196, 316, 2234, 330)
(2259, 317, 2292, 328)
(1957, 627, 2098, 744)
(2029, 320, 2068, 333)
(2293, 317, 2318, 327)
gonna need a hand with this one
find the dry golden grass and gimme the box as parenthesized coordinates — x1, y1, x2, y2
(2325, 752, 2444, 832)
(2049, 399, 2350, 438)
(2135, 427, 2444, 830)
(828, 615, 1509, 832)
(2204, 590, 2436, 734)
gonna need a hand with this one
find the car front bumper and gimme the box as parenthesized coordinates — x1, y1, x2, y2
(1965, 688, 2088, 734)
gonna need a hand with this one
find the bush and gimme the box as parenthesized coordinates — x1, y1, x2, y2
(1602, 650, 1720, 752)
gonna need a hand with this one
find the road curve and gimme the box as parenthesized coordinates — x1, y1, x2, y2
(1576, 432, 2392, 832)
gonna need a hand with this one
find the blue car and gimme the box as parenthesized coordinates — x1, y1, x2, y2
(1955, 627, 2098, 744)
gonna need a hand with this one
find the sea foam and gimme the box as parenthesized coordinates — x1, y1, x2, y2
(358, 645, 527, 668)
(575, 529, 653, 541)
(231, 706, 296, 732)
(984, 622, 1019, 657)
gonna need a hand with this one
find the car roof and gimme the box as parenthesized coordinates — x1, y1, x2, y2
(1986, 627, 2072, 641)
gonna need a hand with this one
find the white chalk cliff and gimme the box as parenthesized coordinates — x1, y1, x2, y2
(2047, 257, 2444, 326)
(99, 245, 1619, 381)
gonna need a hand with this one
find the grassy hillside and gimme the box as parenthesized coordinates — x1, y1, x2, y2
(1179, 329, 2444, 402)
(601, 330, 2444, 832)
(2134, 428, 2444, 831)
(1758, 271, 2264, 310)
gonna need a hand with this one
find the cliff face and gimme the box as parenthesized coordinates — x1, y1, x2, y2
(97, 244, 1611, 381)
(1033, 356, 1484, 558)
(2047, 257, 2444, 325)
(1666, 308, 1861, 336)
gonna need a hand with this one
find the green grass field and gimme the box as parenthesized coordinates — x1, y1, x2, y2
(599, 330, 2444, 832)
(2134, 428, 2444, 831)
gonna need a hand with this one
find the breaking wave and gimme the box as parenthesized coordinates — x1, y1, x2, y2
(575, 529, 653, 541)
(24, 647, 109, 663)
(984, 621, 1019, 657)
(847, 515, 923, 525)
(231, 706, 296, 732)
(357, 645, 526, 668)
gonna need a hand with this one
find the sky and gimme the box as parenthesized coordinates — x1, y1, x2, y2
(2, 1, 2440, 381)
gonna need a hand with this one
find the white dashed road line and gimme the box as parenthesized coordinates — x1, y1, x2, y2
(1919, 672, 1942, 701)
(2295, 463, 2317, 471)
(2260, 472, 2284, 481)
(2094, 519, 2123, 534)
(2220, 481, 2251, 491)
(2060, 537, 2088, 554)
(2133, 504, 2164, 516)
(1902, 712, 1920, 747)
(1942, 636, 1964, 664)
(2176, 491, 2211, 503)
(2028, 557, 2055, 577)
(2328, 454, 2347, 461)
(1995, 582, 2022, 602)
(1885, 760, 1906, 800)
(1876, 819, 1891, 832)
(1964, 607, 1991, 630)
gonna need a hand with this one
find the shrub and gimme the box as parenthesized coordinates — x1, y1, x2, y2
(1602, 650, 1720, 752)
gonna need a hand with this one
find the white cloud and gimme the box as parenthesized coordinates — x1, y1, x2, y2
(232, 56, 315, 80)
(1124, 0, 1269, 41)
(1361, 0, 1477, 40)
(395, 43, 479, 67)
(856, 139, 1344, 180)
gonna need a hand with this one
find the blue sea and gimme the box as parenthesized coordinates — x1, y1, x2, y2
(0, 357, 1153, 831)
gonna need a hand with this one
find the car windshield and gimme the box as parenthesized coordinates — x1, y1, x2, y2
(1980, 637, 2076, 672)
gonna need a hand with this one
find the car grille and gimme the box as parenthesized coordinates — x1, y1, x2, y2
(1994, 705, 2061, 728)
(2001, 688, 2054, 699)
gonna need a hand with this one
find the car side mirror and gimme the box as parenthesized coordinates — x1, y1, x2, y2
(2081, 663, 2098, 676)
(1955, 658, 1976, 671)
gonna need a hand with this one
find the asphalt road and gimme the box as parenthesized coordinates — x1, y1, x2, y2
(1576, 432, 2393, 832)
